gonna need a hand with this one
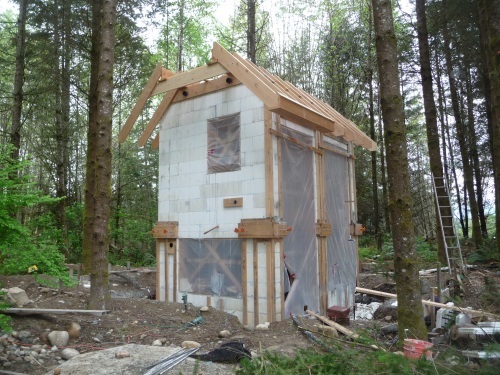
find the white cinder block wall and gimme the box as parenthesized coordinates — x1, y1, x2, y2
(157, 85, 283, 325)
(158, 85, 267, 238)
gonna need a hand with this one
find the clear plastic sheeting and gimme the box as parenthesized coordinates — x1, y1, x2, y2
(178, 239, 242, 298)
(281, 126, 318, 316)
(207, 113, 241, 174)
(324, 150, 356, 307)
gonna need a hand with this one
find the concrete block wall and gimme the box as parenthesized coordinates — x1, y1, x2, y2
(158, 84, 267, 239)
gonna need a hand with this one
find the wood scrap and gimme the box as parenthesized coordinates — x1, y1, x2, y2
(291, 314, 335, 352)
(306, 310, 359, 339)
(355, 287, 499, 319)
(1, 308, 110, 316)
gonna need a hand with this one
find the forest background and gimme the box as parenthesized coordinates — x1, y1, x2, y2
(0, 0, 498, 288)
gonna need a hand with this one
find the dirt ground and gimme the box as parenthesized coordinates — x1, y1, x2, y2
(1, 263, 499, 375)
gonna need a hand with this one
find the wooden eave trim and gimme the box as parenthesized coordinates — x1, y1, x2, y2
(269, 95, 341, 134)
(212, 42, 279, 108)
(151, 62, 229, 96)
(137, 89, 178, 147)
(118, 62, 162, 143)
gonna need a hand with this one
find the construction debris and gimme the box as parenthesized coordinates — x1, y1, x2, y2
(306, 310, 359, 339)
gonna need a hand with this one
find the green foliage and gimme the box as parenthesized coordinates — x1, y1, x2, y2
(237, 347, 438, 375)
(0, 145, 72, 286)
(468, 237, 499, 263)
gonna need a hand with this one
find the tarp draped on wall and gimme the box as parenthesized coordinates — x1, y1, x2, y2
(325, 150, 356, 307)
(281, 126, 318, 316)
(178, 239, 242, 298)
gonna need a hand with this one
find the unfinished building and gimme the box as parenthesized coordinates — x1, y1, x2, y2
(119, 42, 376, 326)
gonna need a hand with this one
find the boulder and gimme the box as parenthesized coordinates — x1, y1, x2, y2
(48, 331, 70, 347)
(7, 287, 30, 307)
(218, 330, 231, 338)
(67, 322, 81, 339)
(181, 340, 201, 349)
(151, 340, 162, 346)
(61, 348, 80, 360)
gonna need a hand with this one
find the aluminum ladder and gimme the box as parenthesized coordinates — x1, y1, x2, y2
(431, 173, 465, 273)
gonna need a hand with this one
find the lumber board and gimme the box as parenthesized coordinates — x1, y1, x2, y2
(306, 310, 359, 339)
(264, 106, 274, 216)
(151, 63, 228, 96)
(118, 62, 162, 143)
(151, 133, 160, 149)
(170, 74, 241, 103)
(212, 42, 278, 108)
(2, 308, 110, 316)
(355, 287, 499, 318)
(137, 89, 178, 147)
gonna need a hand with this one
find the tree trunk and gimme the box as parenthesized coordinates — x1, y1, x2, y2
(464, 62, 488, 237)
(10, 0, 28, 161)
(247, 0, 256, 63)
(84, 0, 117, 310)
(176, 0, 184, 72)
(434, 51, 467, 236)
(416, 0, 450, 264)
(53, 0, 69, 256)
(367, 4, 381, 251)
(442, 0, 482, 247)
(377, 84, 391, 234)
(372, 0, 427, 342)
(477, 0, 500, 256)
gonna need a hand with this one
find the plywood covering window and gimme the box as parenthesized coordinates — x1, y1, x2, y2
(207, 113, 241, 174)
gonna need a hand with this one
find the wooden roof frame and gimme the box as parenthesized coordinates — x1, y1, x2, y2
(118, 42, 376, 152)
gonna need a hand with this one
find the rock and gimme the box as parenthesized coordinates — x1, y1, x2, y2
(200, 306, 209, 312)
(53, 367, 61, 375)
(115, 351, 130, 358)
(94, 334, 104, 343)
(151, 340, 162, 346)
(18, 330, 31, 343)
(181, 340, 201, 349)
(218, 330, 231, 338)
(48, 331, 70, 347)
(255, 322, 270, 330)
(39, 287, 51, 293)
(7, 287, 30, 307)
(384, 315, 392, 321)
(61, 348, 80, 360)
(313, 324, 338, 337)
(373, 301, 398, 320)
(67, 322, 81, 339)
(381, 324, 398, 334)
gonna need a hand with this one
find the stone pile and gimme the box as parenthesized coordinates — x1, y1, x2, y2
(0, 330, 60, 370)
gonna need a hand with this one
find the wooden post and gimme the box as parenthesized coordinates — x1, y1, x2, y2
(242, 239, 248, 325)
(253, 240, 259, 325)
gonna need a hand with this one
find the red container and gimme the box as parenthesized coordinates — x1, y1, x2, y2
(327, 306, 350, 322)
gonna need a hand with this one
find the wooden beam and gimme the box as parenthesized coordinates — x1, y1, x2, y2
(253, 240, 259, 325)
(161, 68, 175, 80)
(267, 241, 278, 322)
(269, 128, 323, 154)
(242, 239, 248, 325)
(212, 42, 279, 108)
(355, 287, 499, 318)
(152, 133, 159, 149)
(151, 63, 228, 96)
(171, 74, 241, 103)
(3, 308, 110, 316)
(264, 106, 274, 217)
(118, 62, 162, 143)
(306, 310, 359, 339)
(137, 89, 178, 147)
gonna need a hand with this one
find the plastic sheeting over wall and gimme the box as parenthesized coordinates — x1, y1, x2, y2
(178, 239, 242, 298)
(281, 127, 318, 316)
(324, 150, 356, 307)
(207, 113, 241, 174)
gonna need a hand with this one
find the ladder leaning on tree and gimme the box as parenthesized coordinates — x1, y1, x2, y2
(431, 173, 465, 273)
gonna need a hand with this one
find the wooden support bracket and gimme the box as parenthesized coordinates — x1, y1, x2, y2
(350, 223, 365, 236)
(316, 221, 332, 237)
(151, 221, 178, 238)
(236, 218, 291, 239)
(223, 197, 243, 207)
